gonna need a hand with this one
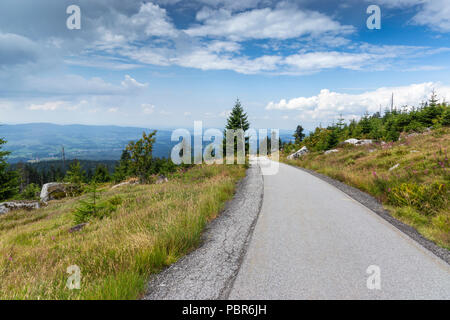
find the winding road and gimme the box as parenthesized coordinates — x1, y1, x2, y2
(145, 159, 450, 300)
(228, 159, 450, 299)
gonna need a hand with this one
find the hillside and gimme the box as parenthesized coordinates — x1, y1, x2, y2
(0, 164, 246, 299)
(0, 123, 175, 163)
(284, 127, 449, 249)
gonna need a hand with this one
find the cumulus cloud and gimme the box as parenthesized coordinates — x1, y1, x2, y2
(267, 82, 450, 123)
(93, 2, 178, 49)
(186, 5, 354, 41)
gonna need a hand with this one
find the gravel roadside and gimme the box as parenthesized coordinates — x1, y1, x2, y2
(143, 163, 264, 300)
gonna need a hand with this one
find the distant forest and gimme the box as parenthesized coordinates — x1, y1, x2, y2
(10, 160, 118, 187)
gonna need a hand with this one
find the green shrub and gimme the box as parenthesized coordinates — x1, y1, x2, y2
(387, 182, 448, 216)
(19, 183, 40, 200)
(73, 184, 122, 225)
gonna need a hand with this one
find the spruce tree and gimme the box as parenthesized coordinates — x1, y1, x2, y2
(224, 99, 250, 157)
(293, 125, 305, 143)
(0, 138, 19, 200)
(226, 99, 250, 131)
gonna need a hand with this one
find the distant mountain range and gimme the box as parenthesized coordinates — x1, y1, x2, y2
(0, 123, 296, 163)
(0, 123, 174, 163)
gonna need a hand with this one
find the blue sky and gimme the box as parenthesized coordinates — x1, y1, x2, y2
(1, 0, 450, 131)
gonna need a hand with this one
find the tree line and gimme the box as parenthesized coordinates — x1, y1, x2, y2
(284, 92, 450, 153)
(0, 131, 178, 201)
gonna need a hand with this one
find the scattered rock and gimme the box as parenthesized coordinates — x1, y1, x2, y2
(324, 149, 339, 155)
(111, 178, 140, 190)
(40, 183, 73, 203)
(369, 149, 376, 153)
(343, 138, 373, 146)
(389, 164, 400, 172)
(0, 201, 40, 215)
(343, 138, 360, 145)
(287, 146, 309, 160)
(69, 223, 87, 233)
(156, 175, 169, 184)
(406, 132, 419, 138)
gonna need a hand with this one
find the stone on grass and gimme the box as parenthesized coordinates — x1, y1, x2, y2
(69, 223, 87, 233)
(0, 201, 40, 215)
(40, 183, 70, 202)
(287, 146, 309, 160)
(389, 164, 400, 172)
(343, 138, 373, 146)
(111, 178, 140, 190)
(156, 175, 169, 184)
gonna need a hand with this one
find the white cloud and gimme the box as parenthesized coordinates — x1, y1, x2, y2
(28, 101, 65, 111)
(413, 0, 450, 32)
(121, 75, 148, 89)
(370, 0, 450, 32)
(94, 2, 178, 49)
(267, 82, 450, 123)
(284, 51, 374, 72)
(142, 104, 155, 114)
(18, 74, 148, 96)
(186, 6, 354, 41)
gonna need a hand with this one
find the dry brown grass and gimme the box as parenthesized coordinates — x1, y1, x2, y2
(0, 164, 246, 300)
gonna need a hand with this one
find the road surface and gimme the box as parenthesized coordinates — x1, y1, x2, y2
(228, 160, 450, 299)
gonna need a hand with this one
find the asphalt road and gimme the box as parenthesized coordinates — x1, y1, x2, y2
(228, 159, 450, 300)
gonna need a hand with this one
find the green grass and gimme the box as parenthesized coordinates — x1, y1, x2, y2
(283, 127, 450, 249)
(0, 164, 246, 300)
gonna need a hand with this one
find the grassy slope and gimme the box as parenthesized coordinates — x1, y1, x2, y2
(0, 164, 246, 300)
(283, 127, 449, 249)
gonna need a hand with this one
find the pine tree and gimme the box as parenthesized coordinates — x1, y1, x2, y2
(224, 99, 251, 157)
(226, 99, 250, 131)
(293, 125, 306, 143)
(359, 112, 372, 135)
(65, 161, 85, 186)
(93, 164, 110, 183)
(0, 138, 19, 200)
(113, 149, 132, 183)
(326, 129, 339, 150)
(73, 182, 102, 224)
(336, 115, 346, 131)
(429, 89, 438, 108)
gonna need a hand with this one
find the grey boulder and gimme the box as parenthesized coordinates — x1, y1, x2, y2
(287, 146, 309, 160)
(0, 201, 40, 215)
